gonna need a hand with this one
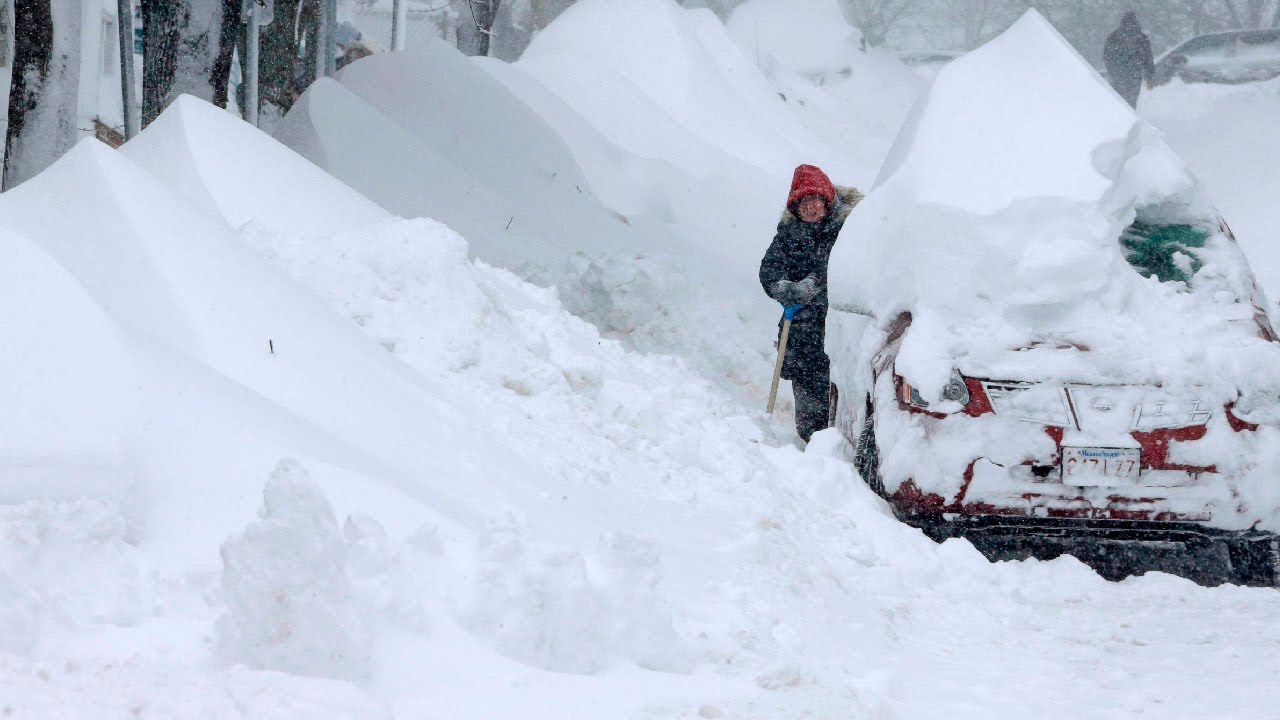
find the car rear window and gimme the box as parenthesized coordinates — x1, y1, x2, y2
(1120, 221, 1207, 284)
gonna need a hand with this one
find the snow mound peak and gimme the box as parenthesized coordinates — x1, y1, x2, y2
(123, 95, 389, 237)
(875, 9, 1136, 214)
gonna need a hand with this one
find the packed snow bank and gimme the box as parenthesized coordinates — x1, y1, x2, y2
(122, 95, 389, 237)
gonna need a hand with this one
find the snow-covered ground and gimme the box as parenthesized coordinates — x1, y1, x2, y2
(3, 1, 1280, 718)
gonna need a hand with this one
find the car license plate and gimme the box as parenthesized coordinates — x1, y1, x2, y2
(1061, 447, 1140, 486)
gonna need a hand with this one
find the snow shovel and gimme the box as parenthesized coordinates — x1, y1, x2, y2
(766, 305, 803, 415)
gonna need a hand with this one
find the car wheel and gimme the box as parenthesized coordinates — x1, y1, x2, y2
(854, 395, 885, 496)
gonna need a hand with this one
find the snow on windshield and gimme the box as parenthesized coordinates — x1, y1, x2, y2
(829, 9, 1280, 412)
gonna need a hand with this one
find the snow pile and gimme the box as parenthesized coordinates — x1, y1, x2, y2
(519, 0, 852, 181)
(831, 10, 1280, 401)
(275, 44, 670, 275)
(724, 0, 862, 77)
(218, 459, 370, 680)
(0, 138, 551, 569)
(0, 499, 143, 653)
(122, 95, 389, 237)
(723, 0, 924, 188)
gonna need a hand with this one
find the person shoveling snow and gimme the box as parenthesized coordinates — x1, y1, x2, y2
(760, 164, 862, 442)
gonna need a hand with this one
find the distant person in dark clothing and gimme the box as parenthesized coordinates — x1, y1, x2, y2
(1104, 11, 1156, 108)
(759, 164, 862, 443)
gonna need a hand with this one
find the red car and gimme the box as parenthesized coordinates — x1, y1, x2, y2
(835, 220, 1280, 587)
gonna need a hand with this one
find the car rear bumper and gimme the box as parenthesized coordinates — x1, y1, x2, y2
(904, 512, 1279, 586)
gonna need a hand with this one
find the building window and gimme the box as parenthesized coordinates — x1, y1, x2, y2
(104, 16, 118, 75)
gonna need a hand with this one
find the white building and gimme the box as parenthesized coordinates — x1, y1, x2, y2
(77, 0, 138, 144)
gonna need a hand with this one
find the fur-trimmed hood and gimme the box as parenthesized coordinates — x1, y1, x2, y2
(780, 185, 864, 226)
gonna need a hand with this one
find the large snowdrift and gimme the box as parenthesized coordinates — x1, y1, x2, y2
(518, 0, 857, 182)
(723, 0, 924, 185)
(277, 44, 675, 275)
(0, 139, 554, 564)
(275, 46, 790, 402)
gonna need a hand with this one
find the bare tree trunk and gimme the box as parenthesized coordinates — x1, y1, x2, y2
(458, 0, 502, 56)
(4, 0, 78, 190)
(259, 0, 318, 115)
(141, 0, 182, 126)
(211, 0, 242, 108)
(142, 0, 239, 126)
(4, 0, 51, 189)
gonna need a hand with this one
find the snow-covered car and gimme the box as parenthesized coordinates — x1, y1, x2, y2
(894, 49, 962, 79)
(829, 11, 1280, 586)
(1152, 29, 1280, 86)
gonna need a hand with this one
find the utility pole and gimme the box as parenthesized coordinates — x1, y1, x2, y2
(116, 0, 139, 139)
(391, 0, 406, 51)
(316, 0, 335, 77)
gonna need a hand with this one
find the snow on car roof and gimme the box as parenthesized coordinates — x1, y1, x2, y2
(829, 9, 1280, 414)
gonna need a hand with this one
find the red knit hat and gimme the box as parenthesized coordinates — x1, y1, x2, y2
(787, 164, 836, 210)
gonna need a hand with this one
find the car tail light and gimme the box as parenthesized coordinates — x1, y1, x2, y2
(899, 371, 970, 412)
(1225, 402, 1259, 432)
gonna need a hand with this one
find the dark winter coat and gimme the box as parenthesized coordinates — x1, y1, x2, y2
(1103, 14, 1155, 107)
(759, 185, 863, 382)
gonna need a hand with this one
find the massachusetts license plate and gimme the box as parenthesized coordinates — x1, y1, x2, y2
(1062, 447, 1140, 486)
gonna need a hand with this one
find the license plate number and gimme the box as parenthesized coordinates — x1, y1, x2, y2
(1062, 447, 1140, 486)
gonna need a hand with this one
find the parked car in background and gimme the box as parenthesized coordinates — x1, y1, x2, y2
(1153, 29, 1280, 86)
(894, 50, 962, 78)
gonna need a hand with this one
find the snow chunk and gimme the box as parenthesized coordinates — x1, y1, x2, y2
(122, 95, 389, 237)
(0, 499, 145, 647)
(218, 459, 370, 680)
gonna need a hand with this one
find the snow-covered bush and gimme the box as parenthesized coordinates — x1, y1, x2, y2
(217, 459, 370, 680)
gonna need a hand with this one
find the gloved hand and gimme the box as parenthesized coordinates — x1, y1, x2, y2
(770, 274, 820, 306)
